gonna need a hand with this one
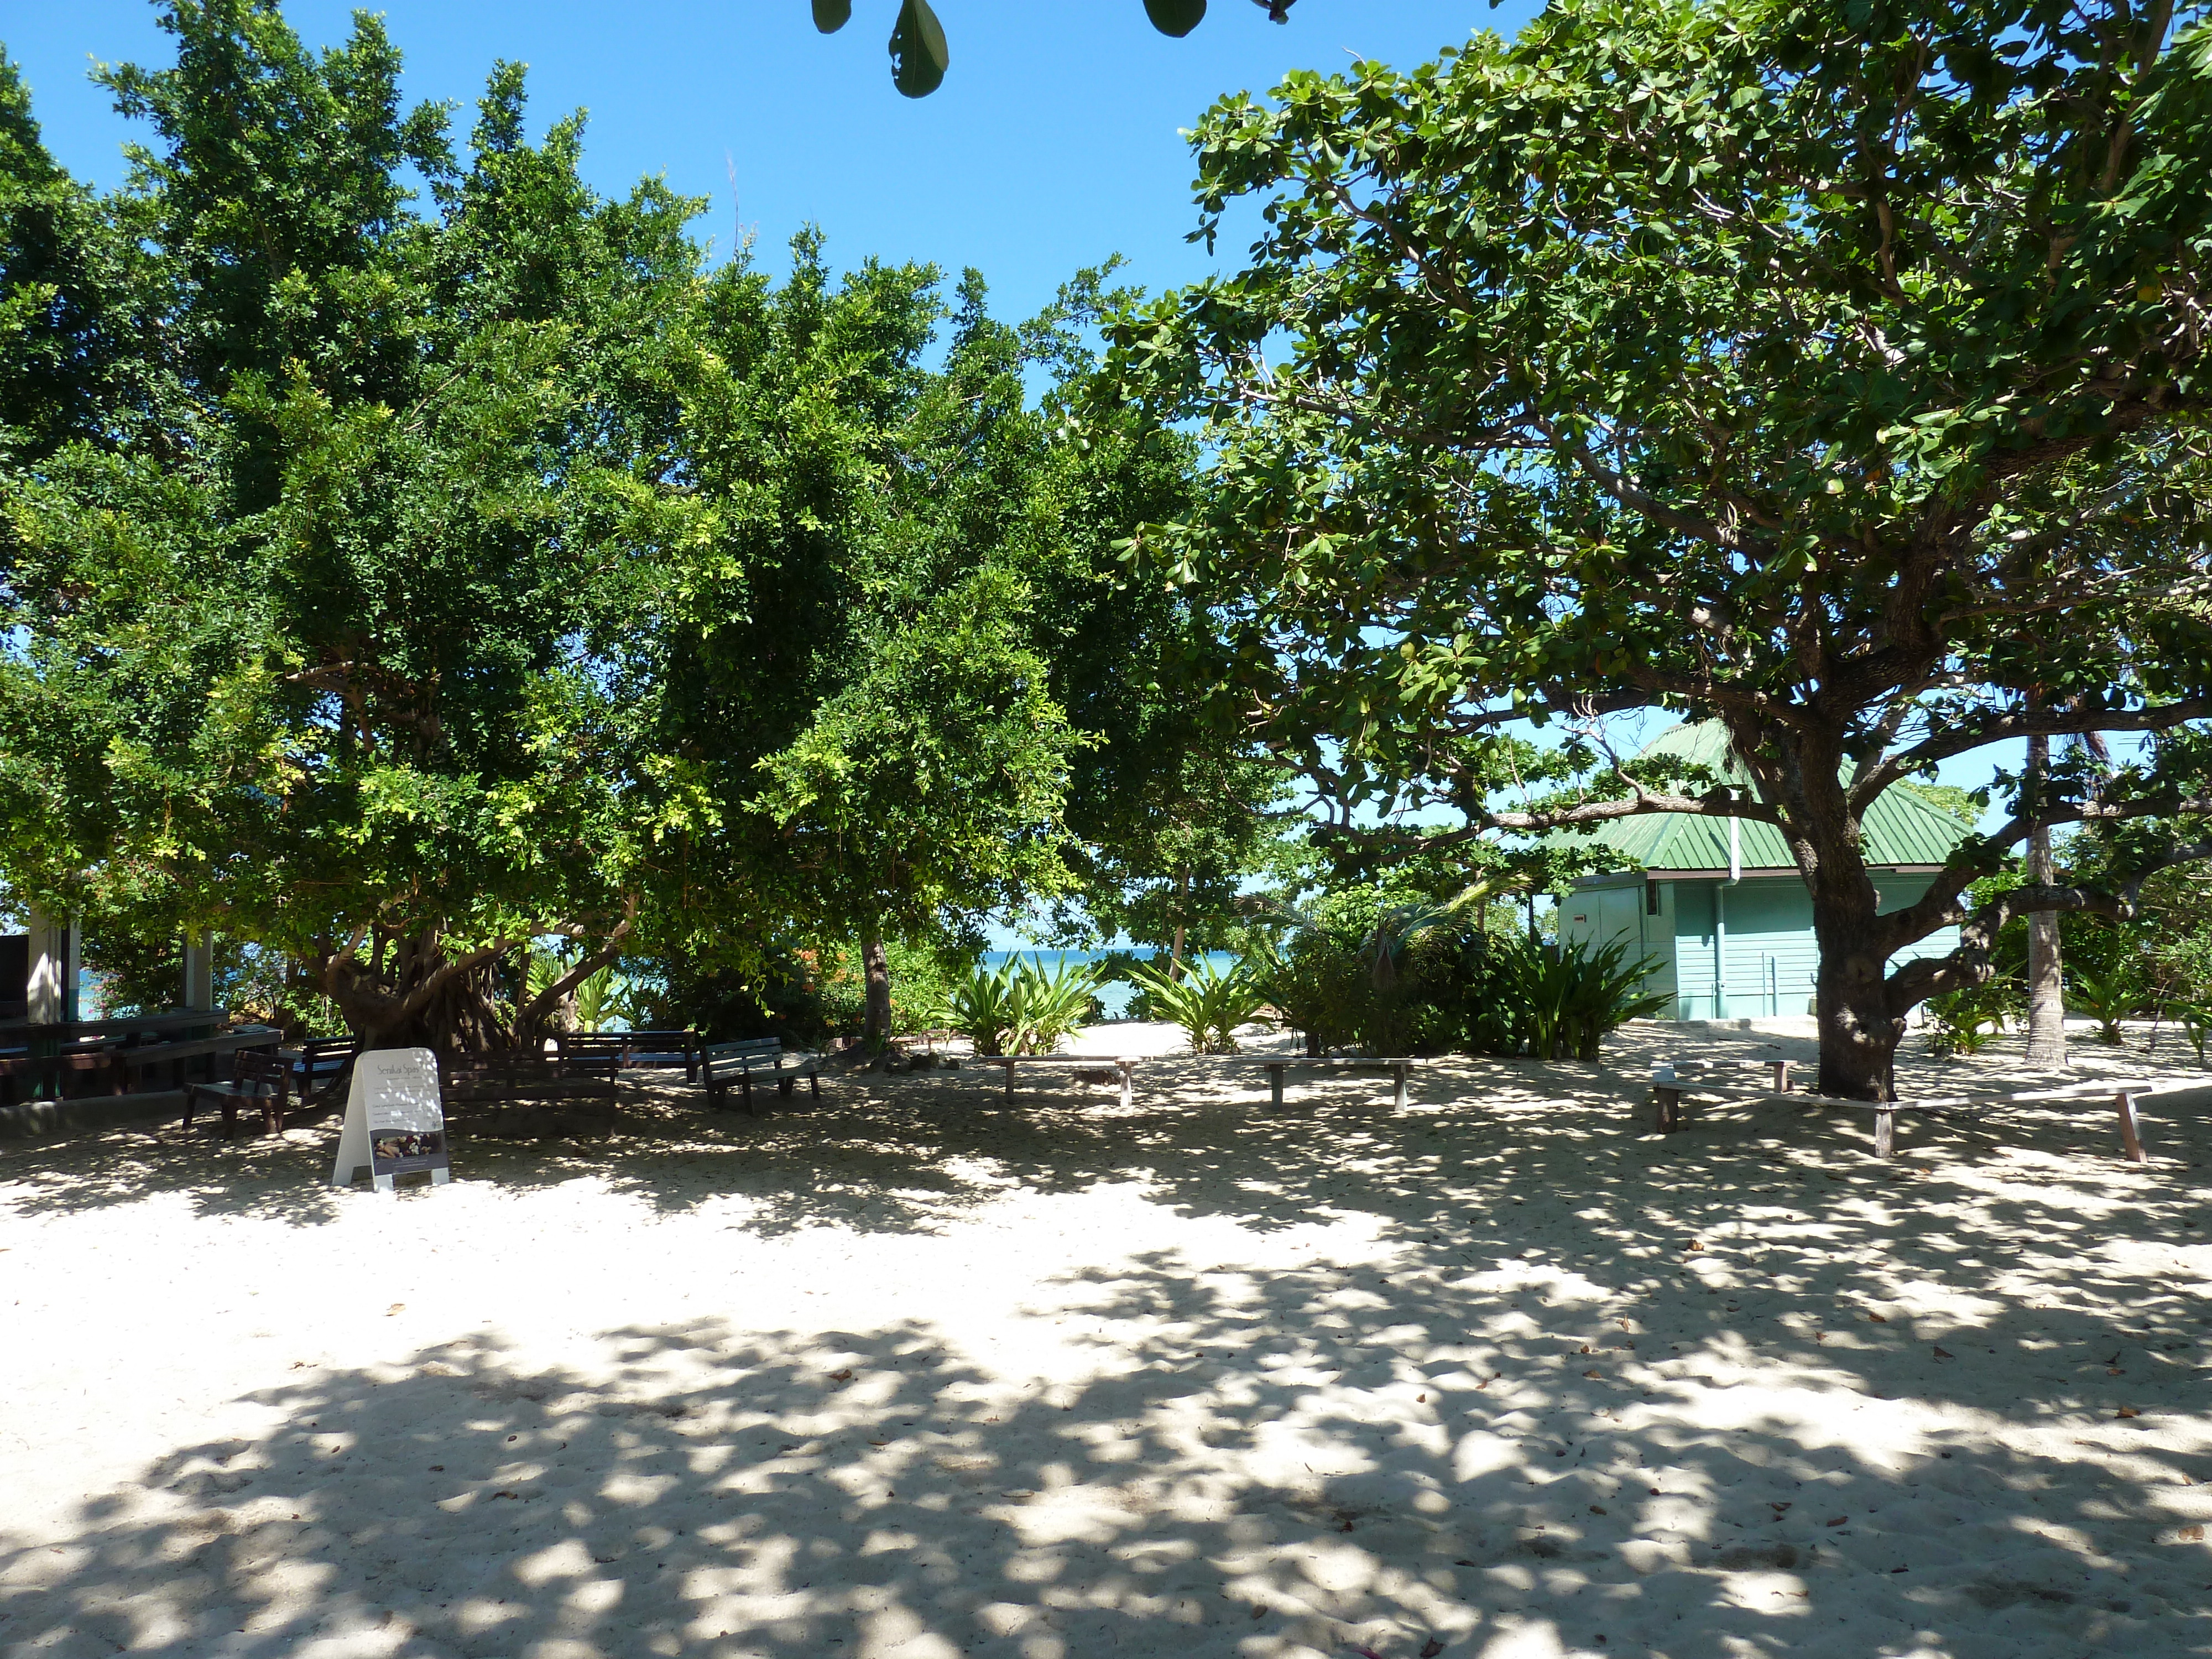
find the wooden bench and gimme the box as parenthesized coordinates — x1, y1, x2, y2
(181, 1048, 296, 1139)
(1220, 1055, 1422, 1110)
(1807, 1076, 2206, 1162)
(1650, 1057, 1796, 1131)
(441, 1051, 620, 1107)
(701, 1039, 822, 1113)
(0, 1024, 282, 1103)
(289, 1036, 358, 1094)
(979, 1053, 1141, 1107)
(556, 1028, 700, 1083)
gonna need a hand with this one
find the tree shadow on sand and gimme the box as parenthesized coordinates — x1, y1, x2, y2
(2, 1250, 2207, 1659)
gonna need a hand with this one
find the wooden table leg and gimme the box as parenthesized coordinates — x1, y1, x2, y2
(1874, 1108, 1896, 1158)
(1268, 1064, 1285, 1109)
(2115, 1089, 2146, 1164)
(1654, 1087, 1679, 1132)
(1392, 1063, 1408, 1110)
(1118, 1062, 1134, 1110)
(1771, 1060, 1791, 1093)
(1003, 1062, 1015, 1102)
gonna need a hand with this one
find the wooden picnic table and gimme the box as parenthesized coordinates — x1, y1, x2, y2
(0, 1009, 228, 1042)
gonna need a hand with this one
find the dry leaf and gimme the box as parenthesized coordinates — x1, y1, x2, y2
(828, 1369, 853, 1383)
(1824, 1515, 1848, 1527)
(386, 1303, 404, 1316)
(2176, 1525, 2205, 1542)
(1589, 1504, 1608, 1515)
(1421, 1641, 1446, 1658)
(1584, 1369, 1603, 1379)
(1933, 1346, 1955, 1359)
(2117, 1406, 2141, 1420)
(1686, 1240, 1705, 1251)
(1770, 1501, 1791, 1512)
(1866, 1312, 1887, 1323)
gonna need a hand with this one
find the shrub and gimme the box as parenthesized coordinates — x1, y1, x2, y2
(940, 956, 1103, 1056)
(1924, 975, 2019, 1056)
(1494, 935, 1670, 1062)
(1125, 954, 1265, 1054)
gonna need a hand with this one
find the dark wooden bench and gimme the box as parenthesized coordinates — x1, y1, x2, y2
(1649, 1058, 1796, 1131)
(556, 1028, 700, 1083)
(181, 1048, 296, 1139)
(442, 1051, 619, 1105)
(702, 1039, 822, 1113)
(288, 1036, 358, 1093)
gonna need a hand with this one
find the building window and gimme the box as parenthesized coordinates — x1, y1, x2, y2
(1646, 880, 1662, 916)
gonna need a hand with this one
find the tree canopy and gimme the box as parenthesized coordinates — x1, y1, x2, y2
(0, 0, 1225, 1052)
(1109, 0, 2212, 1095)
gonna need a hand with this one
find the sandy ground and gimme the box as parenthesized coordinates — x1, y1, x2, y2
(1, 1021, 2210, 1659)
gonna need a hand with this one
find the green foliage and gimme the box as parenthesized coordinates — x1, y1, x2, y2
(1496, 936, 1672, 1065)
(1107, 0, 2212, 1092)
(938, 956, 1103, 1056)
(2067, 958, 2140, 1046)
(1925, 977, 2021, 1057)
(1124, 954, 1263, 1055)
(0, 6, 1200, 1056)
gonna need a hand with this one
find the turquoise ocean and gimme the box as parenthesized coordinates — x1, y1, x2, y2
(979, 948, 1240, 1021)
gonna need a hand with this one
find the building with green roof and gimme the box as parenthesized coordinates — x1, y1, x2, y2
(1557, 722, 1971, 1019)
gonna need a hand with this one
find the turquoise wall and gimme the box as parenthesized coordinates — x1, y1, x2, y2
(1563, 872, 1963, 1020)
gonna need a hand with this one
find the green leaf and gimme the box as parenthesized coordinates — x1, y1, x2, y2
(1144, 0, 1207, 38)
(889, 0, 949, 97)
(812, 0, 851, 33)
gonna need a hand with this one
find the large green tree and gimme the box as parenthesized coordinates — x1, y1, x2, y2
(1112, 0, 2212, 1097)
(1, 2, 708, 1050)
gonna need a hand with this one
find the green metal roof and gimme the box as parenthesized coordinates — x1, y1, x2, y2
(1561, 722, 1973, 874)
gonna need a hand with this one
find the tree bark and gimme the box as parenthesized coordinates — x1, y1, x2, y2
(1169, 865, 1190, 979)
(2023, 733, 2068, 1070)
(861, 930, 893, 1050)
(1812, 909, 1905, 1101)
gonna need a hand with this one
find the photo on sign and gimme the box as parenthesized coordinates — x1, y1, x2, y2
(372, 1130, 444, 1164)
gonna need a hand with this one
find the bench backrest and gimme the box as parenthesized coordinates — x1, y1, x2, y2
(233, 1048, 291, 1093)
(703, 1038, 785, 1078)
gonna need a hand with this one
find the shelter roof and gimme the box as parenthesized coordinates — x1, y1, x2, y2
(1562, 722, 1973, 874)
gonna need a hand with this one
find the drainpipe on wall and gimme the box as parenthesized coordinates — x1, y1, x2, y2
(1715, 792, 1741, 1019)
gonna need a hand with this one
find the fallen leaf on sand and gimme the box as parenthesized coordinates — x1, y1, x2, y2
(2117, 1406, 2141, 1420)
(1589, 1504, 1608, 1516)
(1351, 1646, 1384, 1659)
(1584, 1369, 1603, 1379)
(2176, 1525, 2205, 1542)
(1824, 1515, 1847, 1526)
(386, 1303, 404, 1316)
(1933, 1346, 1955, 1359)
(1422, 1641, 1446, 1658)
(828, 1369, 853, 1383)
(1770, 1501, 1791, 1512)
(1866, 1312, 1887, 1323)
(1686, 1240, 1705, 1251)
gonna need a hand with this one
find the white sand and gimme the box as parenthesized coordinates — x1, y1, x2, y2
(2, 1024, 2209, 1659)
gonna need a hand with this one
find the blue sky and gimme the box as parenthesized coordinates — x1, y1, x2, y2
(7, 0, 1540, 321)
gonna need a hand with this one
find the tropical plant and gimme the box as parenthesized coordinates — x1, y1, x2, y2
(939, 956, 1103, 1056)
(2068, 960, 2140, 1046)
(1925, 978, 2020, 1058)
(1495, 937, 1670, 1064)
(1250, 937, 1369, 1056)
(2173, 1004, 2211, 1065)
(1124, 954, 1263, 1054)
(1109, 0, 2212, 1100)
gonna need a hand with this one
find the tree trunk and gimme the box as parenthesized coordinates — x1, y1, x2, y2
(2023, 734, 2068, 1070)
(861, 930, 893, 1050)
(1169, 865, 1190, 979)
(1803, 840, 1908, 1102)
